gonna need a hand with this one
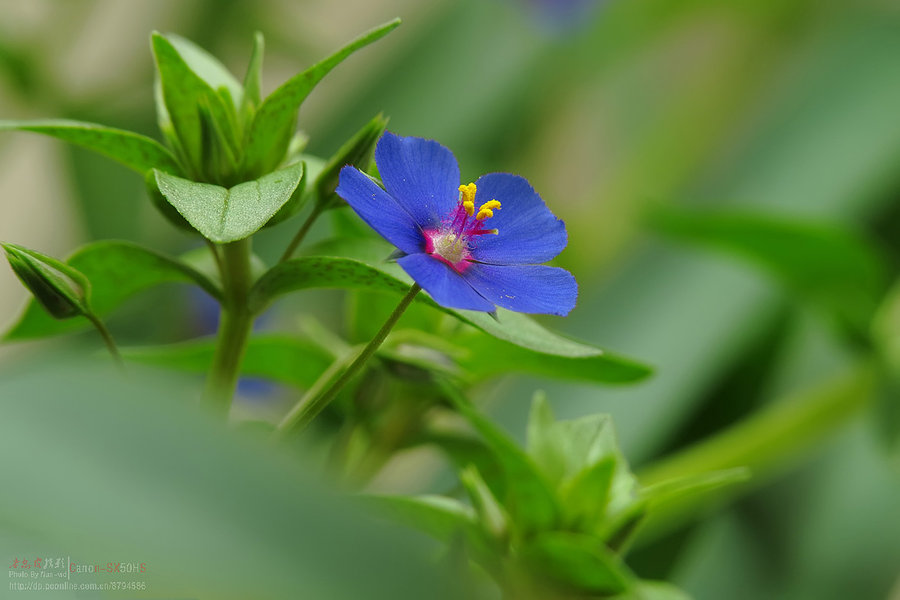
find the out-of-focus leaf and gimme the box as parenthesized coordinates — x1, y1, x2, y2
(526, 395, 641, 537)
(241, 31, 265, 120)
(869, 279, 900, 457)
(122, 335, 333, 389)
(639, 468, 751, 509)
(2, 242, 90, 319)
(616, 581, 692, 600)
(446, 388, 559, 534)
(517, 531, 632, 595)
(873, 278, 900, 374)
(411, 429, 506, 498)
(651, 209, 888, 335)
(4, 241, 220, 341)
(361, 494, 483, 546)
(526, 394, 621, 486)
(634, 365, 877, 546)
(454, 329, 651, 385)
(241, 19, 401, 177)
(0, 119, 181, 174)
(559, 456, 617, 531)
(460, 465, 509, 540)
(249, 256, 650, 383)
(152, 32, 240, 178)
(154, 161, 303, 243)
(0, 357, 465, 599)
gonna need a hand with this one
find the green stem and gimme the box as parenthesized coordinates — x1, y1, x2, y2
(204, 238, 255, 412)
(86, 313, 124, 372)
(277, 283, 421, 435)
(279, 205, 323, 263)
(634, 362, 877, 544)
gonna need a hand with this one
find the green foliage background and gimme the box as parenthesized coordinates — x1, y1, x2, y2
(0, 0, 899, 598)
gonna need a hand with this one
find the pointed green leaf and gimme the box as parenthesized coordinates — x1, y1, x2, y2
(526, 395, 622, 486)
(121, 335, 333, 389)
(242, 32, 265, 118)
(445, 387, 559, 534)
(151, 32, 240, 178)
(241, 19, 401, 177)
(460, 466, 509, 540)
(154, 161, 304, 243)
(165, 33, 243, 106)
(360, 494, 481, 546)
(248, 256, 650, 383)
(517, 531, 632, 595)
(651, 209, 888, 336)
(559, 456, 617, 531)
(316, 113, 388, 208)
(639, 468, 751, 509)
(617, 581, 692, 600)
(2, 243, 90, 320)
(455, 329, 651, 384)
(0, 119, 180, 175)
(4, 241, 220, 341)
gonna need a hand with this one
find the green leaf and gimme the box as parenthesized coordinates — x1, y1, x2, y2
(316, 113, 388, 207)
(249, 256, 650, 383)
(2, 243, 90, 319)
(445, 386, 560, 534)
(241, 32, 265, 119)
(165, 33, 244, 107)
(517, 531, 632, 595)
(0, 119, 181, 175)
(454, 329, 650, 384)
(460, 465, 510, 540)
(559, 456, 617, 531)
(122, 335, 333, 389)
(154, 161, 304, 243)
(151, 32, 240, 179)
(651, 209, 888, 335)
(241, 19, 401, 177)
(0, 356, 464, 599)
(4, 241, 220, 341)
(360, 494, 481, 545)
(616, 581, 692, 600)
(526, 394, 621, 486)
(639, 468, 751, 509)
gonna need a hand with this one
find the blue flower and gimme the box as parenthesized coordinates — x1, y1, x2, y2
(336, 132, 577, 316)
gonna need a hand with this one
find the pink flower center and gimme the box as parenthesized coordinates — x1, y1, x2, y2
(423, 183, 500, 273)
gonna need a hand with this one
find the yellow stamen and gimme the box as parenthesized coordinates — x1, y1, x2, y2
(476, 199, 501, 221)
(459, 183, 477, 216)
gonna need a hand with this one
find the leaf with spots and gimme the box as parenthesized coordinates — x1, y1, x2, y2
(0, 119, 181, 175)
(154, 161, 304, 243)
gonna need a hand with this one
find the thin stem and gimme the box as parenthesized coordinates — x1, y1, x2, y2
(203, 238, 255, 413)
(86, 313, 124, 372)
(279, 205, 322, 263)
(277, 283, 421, 435)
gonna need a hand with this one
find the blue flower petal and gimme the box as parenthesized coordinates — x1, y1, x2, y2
(375, 132, 460, 229)
(469, 173, 567, 265)
(336, 166, 425, 255)
(462, 263, 577, 316)
(398, 253, 495, 312)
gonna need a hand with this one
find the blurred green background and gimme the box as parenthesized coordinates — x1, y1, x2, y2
(1, 0, 899, 598)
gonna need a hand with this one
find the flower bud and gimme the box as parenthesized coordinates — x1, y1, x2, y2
(2, 243, 89, 320)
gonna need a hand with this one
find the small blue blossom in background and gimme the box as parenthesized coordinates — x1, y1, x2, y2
(337, 132, 577, 315)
